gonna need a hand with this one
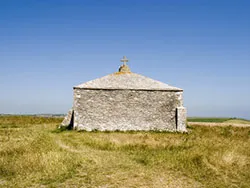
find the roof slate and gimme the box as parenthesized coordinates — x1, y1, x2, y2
(74, 72, 183, 91)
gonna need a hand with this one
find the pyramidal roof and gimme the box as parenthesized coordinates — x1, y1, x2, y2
(74, 57, 183, 91)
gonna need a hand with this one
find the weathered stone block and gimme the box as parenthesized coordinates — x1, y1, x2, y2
(176, 107, 187, 132)
(73, 89, 184, 131)
(60, 108, 74, 128)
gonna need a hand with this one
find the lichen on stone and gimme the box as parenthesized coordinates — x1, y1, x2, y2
(118, 64, 131, 73)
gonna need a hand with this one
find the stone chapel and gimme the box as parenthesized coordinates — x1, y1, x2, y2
(61, 56, 187, 132)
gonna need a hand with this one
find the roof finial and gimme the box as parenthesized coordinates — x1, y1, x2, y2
(120, 56, 129, 65)
(119, 56, 131, 73)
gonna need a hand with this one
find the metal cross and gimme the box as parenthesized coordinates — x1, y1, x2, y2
(120, 56, 129, 65)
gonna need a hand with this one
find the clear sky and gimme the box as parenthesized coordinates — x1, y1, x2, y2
(0, 0, 249, 119)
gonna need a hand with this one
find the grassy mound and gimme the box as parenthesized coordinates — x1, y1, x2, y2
(0, 116, 250, 187)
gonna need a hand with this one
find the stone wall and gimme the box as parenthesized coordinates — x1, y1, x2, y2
(73, 89, 185, 131)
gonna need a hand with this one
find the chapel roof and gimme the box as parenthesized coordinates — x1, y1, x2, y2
(74, 56, 183, 91)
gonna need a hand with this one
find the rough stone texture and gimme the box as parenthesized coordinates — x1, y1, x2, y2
(60, 108, 73, 128)
(73, 89, 184, 131)
(176, 107, 187, 132)
(119, 64, 131, 73)
(75, 72, 182, 91)
(62, 61, 187, 132)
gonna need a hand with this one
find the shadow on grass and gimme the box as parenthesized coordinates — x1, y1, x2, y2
(51, 127, 192, 135)
(51, 126, 72, 133)
(75, 129, 190, 134)
(52, 112, 74, 133)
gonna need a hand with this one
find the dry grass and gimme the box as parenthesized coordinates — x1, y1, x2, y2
(0, 116, 250, 187)
(224, 119, 250, 125)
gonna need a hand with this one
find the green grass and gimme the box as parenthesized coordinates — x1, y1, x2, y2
(0, 116, 250, 187)
(187, 117, 250, 123)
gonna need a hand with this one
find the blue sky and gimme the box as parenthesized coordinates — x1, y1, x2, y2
(0, 0, 249, 119)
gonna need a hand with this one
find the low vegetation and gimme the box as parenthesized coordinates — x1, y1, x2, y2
(0, 116, 250, 187)
(187, 117, 250, 123)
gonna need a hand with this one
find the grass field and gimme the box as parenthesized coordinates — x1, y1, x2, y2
(187, 117, 250, 124)
(0, 116, 250, 187)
